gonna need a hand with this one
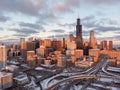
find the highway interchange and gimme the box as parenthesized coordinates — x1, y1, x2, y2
(44, 55, 120, 90)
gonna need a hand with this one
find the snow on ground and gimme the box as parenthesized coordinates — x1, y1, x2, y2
(107, 66, 120, 73)
(35, 67, 44, 70)
(70, 85, 83, 90)
(41, 78, 49, 89)
(35, 87, 40, 90)
(92, 83, 105, 88)
(99, 78, 113, 82)
(47, 79, 58, 87)
(86, 87, 96, 90)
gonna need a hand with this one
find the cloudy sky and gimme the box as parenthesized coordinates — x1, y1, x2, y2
(0, 0, 120, 45)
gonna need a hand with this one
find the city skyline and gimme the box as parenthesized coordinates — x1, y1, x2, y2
(0, 0, 120, 46)
(0, 1, 120, 89)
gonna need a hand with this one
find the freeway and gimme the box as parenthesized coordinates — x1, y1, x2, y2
(44, 57, 101, 89)
(62, 55, 109, 90)
(102, 61, 120, 78)
(74, 55, 108, 90)
(44, 75, 120, 90)
(45, 55, 112, 90)
(44, 63, 100, 89)
(44, 55, 108, 89)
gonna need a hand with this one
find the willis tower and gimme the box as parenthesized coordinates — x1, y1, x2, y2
(76, 18, 83, 49)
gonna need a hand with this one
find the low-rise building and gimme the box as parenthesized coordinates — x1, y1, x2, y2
(71, 55, 76, 63)
(75, 60, 94, 68)
(13, 74, 29, 85)
(57, 55, 66, 67)
(89, 49, 100, 62)
(0, 72, 13, 89)
(44, 59, 51, 65)
(27, 51, 36, 68)
(67, 41, 76, 50)
(75, 49, 83, 59)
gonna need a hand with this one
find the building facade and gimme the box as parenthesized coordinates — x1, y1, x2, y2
(76, 18, 83, 49)
(89, 30, 97, 49)
(0, 45, 7, 69)
(27, 51, 36, 68)
(0, 72, 13, 89)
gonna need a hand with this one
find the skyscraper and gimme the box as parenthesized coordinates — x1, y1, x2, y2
(20, 38, 27, 59)
(76, 18, 82, 38)
(76, 18, 83, 49)
(89, 30, 97, 49)
(20, 38, 26, 50)
(0, 45, 7, 69)
(62, 38, 66, 48)
(26, 41, 36, 51)
(109, 41, 113, 50)
(69, 34, 75, 42)
(27, 51, 36, 68)
(100, 40, 107, 49)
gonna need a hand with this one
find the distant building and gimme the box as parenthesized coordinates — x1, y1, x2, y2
(0, 72, 13, 89)
(89, 49, 100, 62)
(57, 55, 66, 67)
(12, 44, 19, 51)
(44, 39, 51, 47)
(20, 38, 27, 59)
(100, 50, 120, 58)
(26, 41, 36, 51)
(109, 58, 117, 66)
(13, 74, 29, 85)
(44, 59, 51, 65)
(89, 30, 97, 49)
(75, 49, 83, 59)
(66, 49, 83, 58)
(0, 45, 7, 69)
(69, 34, 75, 42)
(5, 65, 19, 72)
(66, 50, 71, 56)
(39, 40, 44, 47)
(36, 56, 42, 65)
(67, 41, 76, 50)
(54, 51, 61, 55)
(28, 37, 33, 42)
(71, 55, 76, 63)
(36, 46, 48, 58)
(84, 42, 89, 47)
(117, 60, 120, 67)
(75, 60, 94, 68)
(52, 39, 62, 50)
(27, 51, 36, 68)
(100, 40, 107, 49)
(20, 38, 26, 50)
(109, 41, 113, 50)
(62, 38, 66, 48)
(75, 18, 83, 49)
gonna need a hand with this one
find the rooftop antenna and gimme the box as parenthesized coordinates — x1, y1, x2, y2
(77, 9, 80, 19)
(78, 12, 80, 18)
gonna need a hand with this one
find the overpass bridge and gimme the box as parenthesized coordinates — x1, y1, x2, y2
(45, 74, 120, 90)
(45, 55, 120, 90)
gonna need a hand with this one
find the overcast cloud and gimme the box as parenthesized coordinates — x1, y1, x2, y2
(0, 0, 120, 44)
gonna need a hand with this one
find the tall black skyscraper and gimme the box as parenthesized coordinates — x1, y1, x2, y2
(76, 18, 83, 49)
(76, 18, 82, 38)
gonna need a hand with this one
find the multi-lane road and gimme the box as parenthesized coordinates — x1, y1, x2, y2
(44, 55, 119, 90)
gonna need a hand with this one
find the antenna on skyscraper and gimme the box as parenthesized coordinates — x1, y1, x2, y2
(77, 9, 80, 19)
(78, 12, 79, 18)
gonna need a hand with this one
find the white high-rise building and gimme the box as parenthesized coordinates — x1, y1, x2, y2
(0, 45, 7, 69)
